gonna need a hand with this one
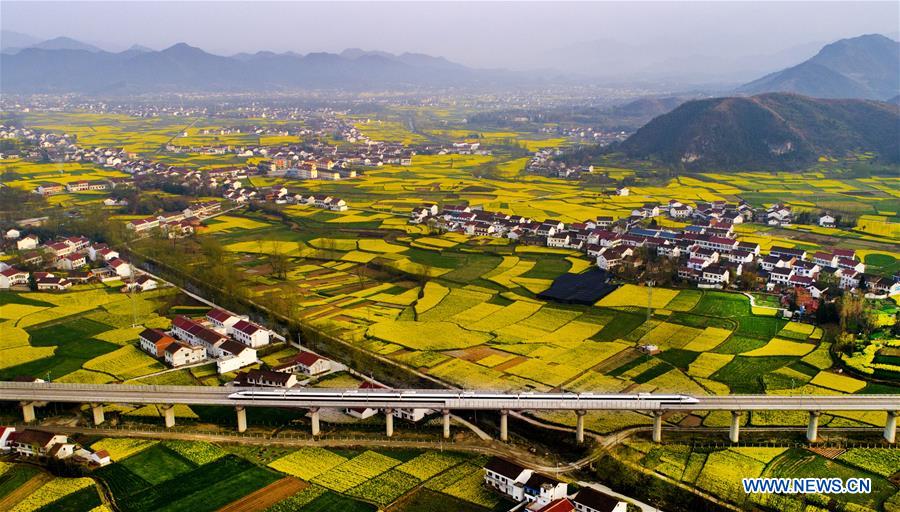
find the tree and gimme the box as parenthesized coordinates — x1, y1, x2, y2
(837, 291, 864, 333)
(268, 246, 289, 280)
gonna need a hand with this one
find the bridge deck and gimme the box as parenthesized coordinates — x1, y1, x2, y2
(1, 382, 896, 411)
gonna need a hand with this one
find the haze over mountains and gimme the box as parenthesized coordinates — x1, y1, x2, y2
(619, 93, 900, 168)
(738, 34, 900, 100)
(2, 30, 898, 97)
(0, 41, 529, 93)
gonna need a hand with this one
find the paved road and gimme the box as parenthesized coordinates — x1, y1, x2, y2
(2, 382, 897, 412)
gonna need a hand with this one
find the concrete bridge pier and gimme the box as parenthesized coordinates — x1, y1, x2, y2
(310, 408, 320, 437)
(575, 410, 586, 444)
(652, 411, 664, 443)
(385, 408, 394, 437)
(885, 411, 898, 444)
(161, 405, 175, 428)
(729, 411, 741, 443)
(91, 403, 105, 426)
(442, 409, 451, 439)
(500, 410, 509, 442)
(807, 411, 821, 442)
(20, 401, 36, 423)
(236, 406, 247, 433)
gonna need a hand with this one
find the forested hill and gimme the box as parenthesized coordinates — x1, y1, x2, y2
(617, 93, 900, 169)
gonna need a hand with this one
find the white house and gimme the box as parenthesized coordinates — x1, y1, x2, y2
(164, 342, 205, 367)
(819, 214, 836, 228)
(0, 267, 28, 289)
(240, 369, 297, 388)
(17, 234, 39, 251)
(107, 258, 132, 277)
(522, 473, 569, 506)
(484, 456, 567, 508)
(56, 253, 86, 270)
(229, 319, 270, 348)
(293, 351, 332, 375)
(215, 340, 257, 374)
(91, 449, 112, 466)
(6, 429, 69, 457)
(207, 308, 241, 331)
(394, 407, 434, 422)
(0, 427, 15, 451)
(572, 488, 628, 512)
(346, 381, 386, 419)
(126, 275, 158, 292)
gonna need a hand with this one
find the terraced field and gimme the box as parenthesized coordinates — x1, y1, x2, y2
(617, 439, 900, 512)
(81, 439, 508, 512)
(187, 207, 898, 433)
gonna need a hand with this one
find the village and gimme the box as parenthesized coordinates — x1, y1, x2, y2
(409, 198, 899, 312)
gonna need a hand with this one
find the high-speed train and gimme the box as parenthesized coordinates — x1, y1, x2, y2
(228, 389, 699, 405)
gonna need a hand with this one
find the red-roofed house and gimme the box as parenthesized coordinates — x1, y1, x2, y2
(139, 328, 177, 357)
(229, 319, 270, 347)
(107, 258, 131, 277)
(293, 351, 331, 375)
(206, 309, 240, 331)
(0, 427, 15, 451)
(56, 252, 86, 270)
(346, 381, 387, 419)
(0, 267, 28, 289)
(164, 341, 205, 367)
(531, 498, 575, 512)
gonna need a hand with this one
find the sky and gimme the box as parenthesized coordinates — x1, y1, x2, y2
(2, 1, 898, 73)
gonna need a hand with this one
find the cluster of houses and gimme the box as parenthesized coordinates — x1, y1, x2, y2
(540, 125, 630, 146)
(125, 200, 221, 235)
(0, 426, 111, 467)
(139, 308, 272, 373)
(33, 176, 134, 197)
(230, 186, 349, 211)
(484, 457, 627, 512)
(409, 201, 898, 296)
(0, 232, 156, 292)
(525, 149, 596, 180)
(0, 124, 78, 161)
(234, 350, 333, 388)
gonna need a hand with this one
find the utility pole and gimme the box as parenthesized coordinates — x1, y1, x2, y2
(646, 280, 655, 321)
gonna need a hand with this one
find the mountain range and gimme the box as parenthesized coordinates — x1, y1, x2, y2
(618, 93, 900, 168)
(2, 31, 898, 97)
(738, 34, 899, 100)
(0, 41, 529, 93)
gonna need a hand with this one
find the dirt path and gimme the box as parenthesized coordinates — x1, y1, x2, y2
(0, 472, 52, 511)
(216, 477, 307, 512)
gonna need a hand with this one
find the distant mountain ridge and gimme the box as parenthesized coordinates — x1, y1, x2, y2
(0, 41, 522, 93)
(619, 93, 900, 168)
(738, 34, 900, 100)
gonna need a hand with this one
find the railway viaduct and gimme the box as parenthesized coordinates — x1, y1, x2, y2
(1, 382, 896, 444)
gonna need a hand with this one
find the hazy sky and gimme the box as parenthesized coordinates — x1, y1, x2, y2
(2, 1, 898, 70)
